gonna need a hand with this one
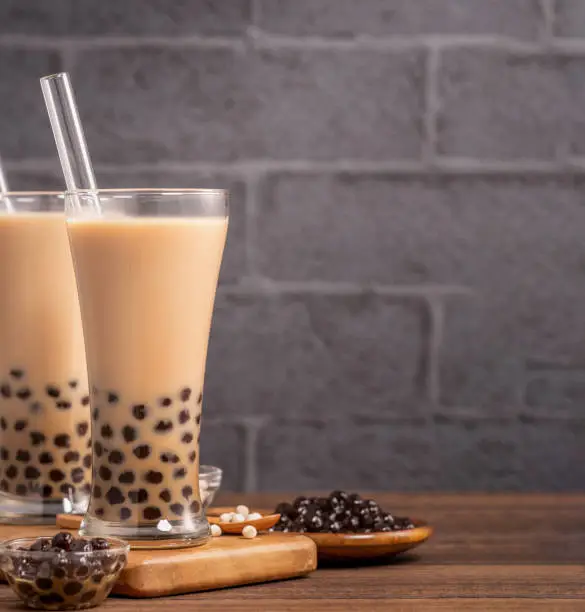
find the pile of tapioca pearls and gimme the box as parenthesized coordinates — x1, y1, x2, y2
(211, 505, 263, 539)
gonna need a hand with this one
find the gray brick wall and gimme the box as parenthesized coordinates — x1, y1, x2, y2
(1, 0, 584, 492)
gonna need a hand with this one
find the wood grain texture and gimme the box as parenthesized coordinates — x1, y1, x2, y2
(1, 494, 584, 610)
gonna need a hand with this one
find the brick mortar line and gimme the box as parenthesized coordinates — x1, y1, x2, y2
(422, 46, 440, 163)
(539, 0, 556, 44)
(424, 298, 445, 405)
(243, 174, 261, 280)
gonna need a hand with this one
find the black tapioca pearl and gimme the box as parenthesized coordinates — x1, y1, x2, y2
(40, 593, 64, 605)
(170, 503, 184, 516)
(92, 406, 100, 420)
(63, 581, 82, 596)
(46, 385, 60, 398)
(56, 400, 71, 410)
(60, 483, 74, 495)
(143, 506, 161, 520)
(182, 432, 194, 444)
(160, 452, 179, 464)
(98, 466, 112, 481)
(0, 448, 8, 460)
(108, 392, 119, 404)
(94, 441, 103, 457)
(189, 500, 201, 514)
(87, 437, 92, 448)
(93, 485, 103, 499)
(105, 487, 125, 505)
(29, 401, 43, 413)
(159, 489, 171, 503)
(196, 414, 201, 425)
(9, 369, 23, 379)
(95, 507, 105, 517)
(144, 470, 163, 484)
(0, 384, 11, 398)
(132, 404, 147, 420)
(14, 420, 27, 431)
(178, 408, 190, 424)
(173, 467, 187, 479)
(83, 454, 92, 469)
(92, 572, 105, 584)
(120, 507, 132, 520)
(16, 388, 31, 400)
(52, 566, 66, 579)
(16, 449, 30, 462)
(180, 387, 192, 402)
(159, 397, 172, 407)
(0, 418, 6, 431)
(182, 486, 193, 499)
(154, 420, 173, 433)
(101, 424, 113, 438)
(35, 577, 53, 590)
(68, 379, 79, 389)
(39, 451, 53, 465)
(197, 391, 203, 404)
(50, 469, 65, 482)
(80, 590, 97, 603)
(25, 466, 40, 479)
(81, 483, 91, 495)
(0, 479, 7, 491)
(30, 431, 45, 446)
(119, 471, 135, 484)
(54, 433, 70, 448)
(122, 425, 137, 442)
(77, 421, 89, 437)
(15, 483, 27, 495)
(76, 565, 90, 579)
(71, 467, 85, 483)
(133, 444, 150, 459)
(41, 485, 53, 498)
(17, 582, 35, 596)
(81, 395, 90, 406)
(64, 450, 80, 463)
(128, 489, 148, 503)
(109, 450, 124, 465)
(188, 450, 196, 463)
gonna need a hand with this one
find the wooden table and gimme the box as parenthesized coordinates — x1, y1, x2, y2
(1, 493, 584, 610)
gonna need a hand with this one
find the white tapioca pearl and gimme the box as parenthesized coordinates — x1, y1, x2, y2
(247, 512, 262, 521)
(210, 524, 222, 537)
(232, 513, 246, 523)
(242, 525, 257, 539)
(219, 513, 233, 523)
(236, 504, 249, 518)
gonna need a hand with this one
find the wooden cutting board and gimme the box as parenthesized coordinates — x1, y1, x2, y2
(0, 523, 317, 598)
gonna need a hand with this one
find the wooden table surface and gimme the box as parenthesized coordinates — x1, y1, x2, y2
(1, 493, 584, 611)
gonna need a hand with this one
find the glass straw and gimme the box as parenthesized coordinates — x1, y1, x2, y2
(0, 155, 15, 213)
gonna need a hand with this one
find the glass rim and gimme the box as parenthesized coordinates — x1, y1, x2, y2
(0, 536, 130, 557)
(65, 188, 227, 196)
(3, 191, 63, 197)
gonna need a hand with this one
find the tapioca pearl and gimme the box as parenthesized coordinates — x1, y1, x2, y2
(107, 392, 118, 404)
(159, 489, 171, 503)
(189, 500, 201, 514)
(46, 385, 60, 398)
(30, 431, 45, 446)
(197, 391, 203, 404)
(133, 445, 151, 459)
(16, 388, 32, 400)
(71, 467, 85, 484)
(94, 441, 103, 457)
(143, 506, 162, 520)
(0, 384, 11, 398)
(196, 414, 201, 425)
(39, 451, 53, 465)
(181, 432, 193, 444)
(87, 437, 92, 448)
(108, 450, 124, 465)
(50, 469, 65, 482)
(120, 507, 132, 520)
(56, 400, 71, 410)
(0, 447, 8, 460)
(159, 397, 172, 407)
(14, 420, 27, 431)
(94, 508, 105, 518)
(122, 425, 137, 443)
(132, 404, 147, 420)
(170, 503, 184, 516)
(105, 487, 125, 505)
(16, 449, 30, 462)
(101, 424, 113, 438)
(83, 454, 92, 469)
(119, 471, 135, 484)
(63, 581, 82, 596)
(92, 406, 100, 420)
(25, 466, 40, 479)
(41, 484, 53, 498)
(9, 369, 23, 379)
(128, 489, 148, 503)
(14, 483, 26, 496)
(0, 417, 6, 430)
(60, 483, 75, 495)
(35, 576, 54, 591)
(173, 467, 187, 479)
(179, 387, 192, 402)
(93, 485, 103, 499)
(54, 434, 71, 448)
(144, 470, 163, 484)
(81, 395, 90, 406)
(178, 409, 190, 425)
(160, 452, 179, 464)
(0, 479, 8, 491)
(98, 466, 112, 481)
(81, 482, 91, 495)
(29, 401, 43, 413)
(182, 486, 193, 499)
(188, 450, 196, 463)
(154, 420, 173, 433)
(64, 450, 80, 464)
(77, 421, 89, 437)
(80, 590, 97, 603)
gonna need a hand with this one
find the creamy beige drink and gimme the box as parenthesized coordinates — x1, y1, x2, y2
(0, 202, 91, 521)
(68, 207, 227, 540)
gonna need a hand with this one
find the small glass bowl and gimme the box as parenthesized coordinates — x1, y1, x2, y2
(0, 536, 129, 610)
(199, 465, 222, 509)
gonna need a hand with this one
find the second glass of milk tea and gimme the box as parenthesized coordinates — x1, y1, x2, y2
(0, 193, 91, 523)
(66, 188, 228, 546)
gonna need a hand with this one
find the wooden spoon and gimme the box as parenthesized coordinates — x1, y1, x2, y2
(207, 507, 281, 534)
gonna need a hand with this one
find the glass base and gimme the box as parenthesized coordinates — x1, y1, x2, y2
(79, 514, 211, 549)
(0, 492, 88, 525)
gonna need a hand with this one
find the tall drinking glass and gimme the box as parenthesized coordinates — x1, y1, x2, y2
(65, 189, 228, 547)
(0, 193, 91, 523)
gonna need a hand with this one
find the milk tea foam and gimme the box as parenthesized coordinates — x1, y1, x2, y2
(67, 217, 227, 525)
(0, 213, 91, 507)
